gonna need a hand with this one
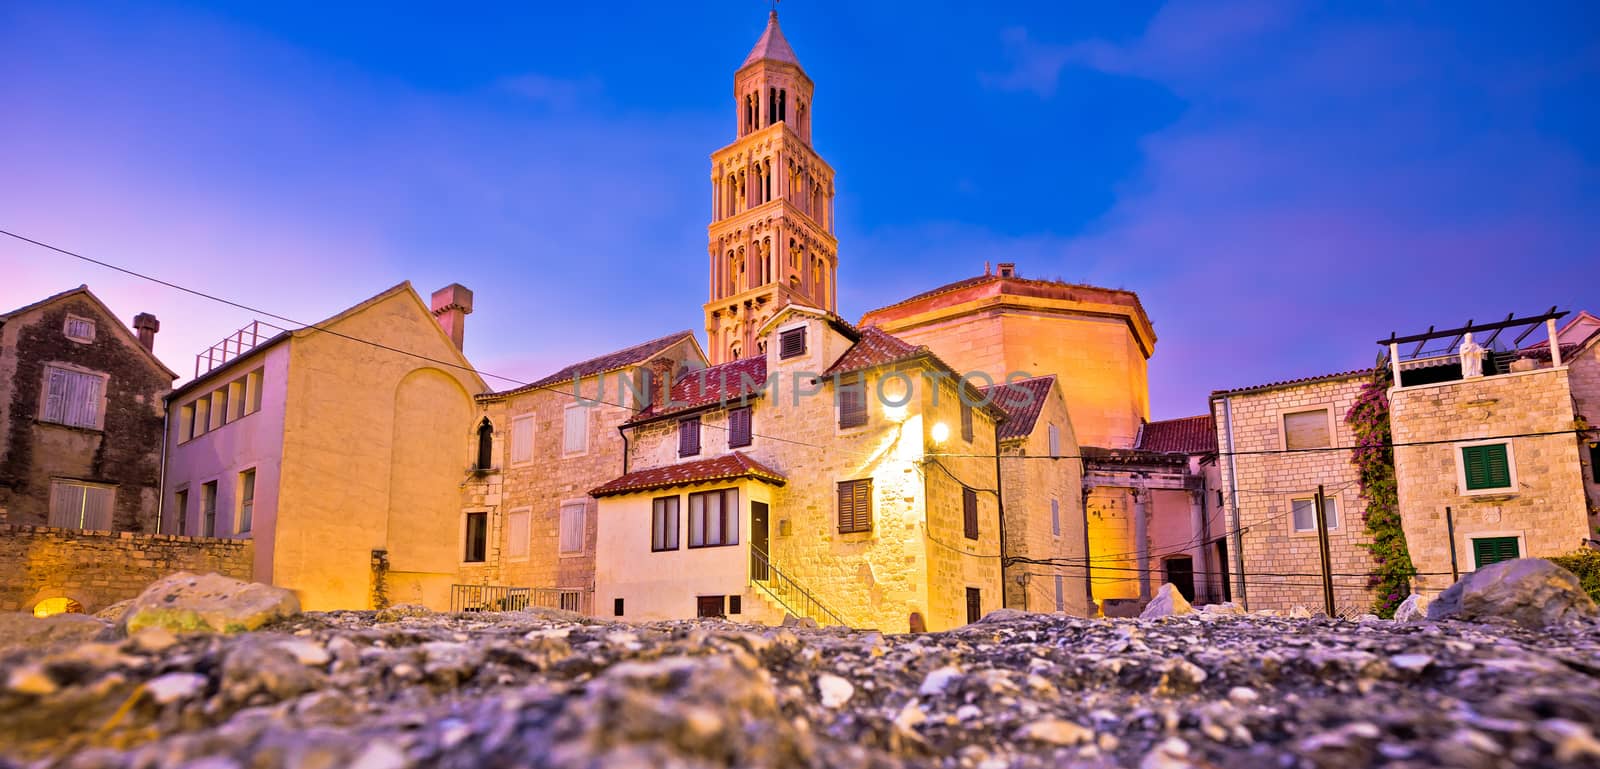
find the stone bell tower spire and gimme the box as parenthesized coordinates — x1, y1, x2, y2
(704, 9, 838, 364)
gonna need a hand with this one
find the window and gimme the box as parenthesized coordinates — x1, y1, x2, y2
(1283, 409, 1332, 450)
(960, 401, 974, 442)
(729, 407, 753, 448)
(1461, 443, 1513, 491)
(837, 478, 872, 534)
(559, 592, 580, 612)
(475, 418, 494, 470)
(962, 486, 980, 539)
(237, 469, 255, 534)
(191, 398, 209, 439)
(652, 496, 680, 551)
(1051, 499, 1061, 537)
(697, 595, 726, 618)
(1591, 442, 1600, 483)
(729, 595, 742, 615)
(965, 587, 982, 624)
(559, 502, 586, 554)
(838, 378, 867, 429)
(246, 368, 264, 414)
(1048, 423, 1061, 457)
(511, 416, 534, 465)
(463, 512, 488, 562)
(173, 488, 189, 536)
(1290, 495, 1339, 533)
(563, 405, 588, 455)
(63, 315, 95, 343)
(41, 365, 103, 429)
(48, 480, 113, 530)
(210, 389, 229, 430)
(506, 509, 530, 560)
(227, 380, 246, 422)
(1472, 536, 1520, 569)
(201, 481, 217, 537)
(688, 489, 739, 547)
(779, 326, 806, 359)
(614, 598, 625, 617)
(1054, 575, 1065, 612)
(679, 416, 702, 457)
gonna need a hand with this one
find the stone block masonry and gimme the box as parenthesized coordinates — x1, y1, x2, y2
(0, 524, 253, 613)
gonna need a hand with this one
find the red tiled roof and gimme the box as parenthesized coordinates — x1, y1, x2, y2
(630, 355, 768, 423)
(589, 451, 787, 498)
(979, 375, 1056, 441)
(1135, 415, 1217, 455)
(860, 272, 1149, 325)
(493, 330, 695, 398)
(1210, 368, 1375, 398)
(823, 326, 925, 376)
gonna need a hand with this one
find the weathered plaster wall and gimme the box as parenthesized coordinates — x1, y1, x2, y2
(1212, 375, 1376, 612)
(998, 385, 1088, 615)
(0, 524, 252, 613)
(0, 295, 171, 532)
(1566, 342, 1600, 536)
(1391, 366, 1590, 594)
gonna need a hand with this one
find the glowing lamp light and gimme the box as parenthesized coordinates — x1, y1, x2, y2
(930, 422, 951, 444)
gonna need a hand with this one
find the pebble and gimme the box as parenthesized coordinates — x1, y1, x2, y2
(145, 672, 209, 704)
(348, 740, 408, 769)
(1015, 718, 1093, 747)
(6, 665, 56, 695)
(130, 627, 179, 653)
(277, 639, 331, 667)
(816, 673, 853, 708)
(1226, 686, 1258, 705)
(1390, 653, 1433, 672)
(918, 666, 962, 696)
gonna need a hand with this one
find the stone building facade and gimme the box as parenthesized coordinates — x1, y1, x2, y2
(163, 282, 485, 611)
(0, 286, 175, 533)
(0, 524, 251, 615)
(1210, 371, 1378, 612)
(456, 331, 705, 614)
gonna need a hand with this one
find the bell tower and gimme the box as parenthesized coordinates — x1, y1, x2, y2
(704, 10, 838, 364)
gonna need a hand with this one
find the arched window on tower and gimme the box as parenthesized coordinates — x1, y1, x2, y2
(475, 418, 494, 470)
(762, 159, 772, 202)
(779, 90, 787, 123)
(768, 87, 778, 125)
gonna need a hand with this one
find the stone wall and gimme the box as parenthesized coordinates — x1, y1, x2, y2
(1565, 341, 1600, 536)
(1391, 366, 1590, 594)
(1212, 374, 1377, 612)
(0, 523, 252, 613)
(998, 383, 1088, 615)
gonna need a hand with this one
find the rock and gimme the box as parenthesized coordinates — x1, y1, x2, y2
(348, 740, 409, 769)
(120, 572, 300, 634)
(976, 608, 1032, 624)
(145, 672, 209, 704)
(1140, 737, 1194, 769)
(1390, 654, 1433, 673)
(374, 603, 431, 623)
(894, 701, 927, 730)
(1393, 593, 1430, 623)
(781, 614, 819, 629)
(1538, 719, 1600, 763)
(277, 638, 331, 667)
(1201, 602, 1245, 615)
(1227, 686, 1259, 705)
(0, 612, 112, 651)
(1427, 558, 1598, 629)
(1015, 718, 1093, 747)
(816, 673, 853, 708)
(221, 641, 324, 702)
(6, 664, 57, 695)
(1139, 584, 1193, 619)
(94, 599, 134, 623)
(130, 626, 179, 653)
(1289, 605, 1313, 619)
(918, 666, 962, 696)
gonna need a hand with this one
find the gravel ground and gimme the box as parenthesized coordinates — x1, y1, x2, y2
(3, 607, 1599, 768)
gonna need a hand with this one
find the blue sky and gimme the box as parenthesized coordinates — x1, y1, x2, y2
(2, 1, 1595, 418)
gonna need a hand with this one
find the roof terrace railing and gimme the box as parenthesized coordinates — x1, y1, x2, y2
(195, 320, 274, 378)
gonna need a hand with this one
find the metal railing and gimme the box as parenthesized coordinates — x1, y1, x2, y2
(748, 545, 850, 628)
(448, 584, 586, 613)
(195, 320, 273, 377)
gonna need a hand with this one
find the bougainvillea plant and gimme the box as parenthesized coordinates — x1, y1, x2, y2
(1346, 368, 1417, 617)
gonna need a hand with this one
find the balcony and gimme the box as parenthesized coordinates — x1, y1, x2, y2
(1380, 308, 1570, 389)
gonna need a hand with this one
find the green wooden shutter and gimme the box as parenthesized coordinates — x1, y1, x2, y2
(1462, 444, 1511, 490)
(1472, 536, 1519, 569)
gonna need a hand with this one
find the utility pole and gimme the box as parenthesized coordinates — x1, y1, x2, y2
(1445, 506, 1460, 583)
(1313, 484, 1336, 616)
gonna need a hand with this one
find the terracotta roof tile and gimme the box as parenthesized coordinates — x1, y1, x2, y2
(979, 375, 1055, 441)
(823, 326, 924, 376)
(493, 330, 695, 398)
(1135, 415, 1217, 455)
(1210, 368, 1375, 398)
(590, 451, 787, 498)
(631, 355, 768, 423)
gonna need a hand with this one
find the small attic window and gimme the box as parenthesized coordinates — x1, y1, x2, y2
(64, 315, 96, 343)
(779, 327, 806, 359)
(996, 263, 1017, 278)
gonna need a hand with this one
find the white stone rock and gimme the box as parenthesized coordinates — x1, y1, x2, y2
(894, 701, 927, 730)
(6, 665, 56, 695)
(348, 740, 408, 769)
(1393, 593, 1430, 623)
(1227, 686, 1259, 705)
(918, 665, 962, 696)
(1139, 584, 1193, 619)
(277, 639, 331, 667)
(816, 673, 854, 708)
(145, 672, 209, 704)
(1289, 605, 1313, 619)
(1140, 736, 1193, 769)
(1428, 558, 1598, 628)
(1015, 718, 1094, 746)
(120, 572, 300, 634)
(1390, 654, 1433, 672)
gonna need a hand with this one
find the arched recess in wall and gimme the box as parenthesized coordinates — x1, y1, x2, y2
(25, 588, 92, 616)
(385, 368, 474, 576)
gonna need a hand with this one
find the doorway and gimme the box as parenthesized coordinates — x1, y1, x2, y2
(1163, 556, 1195, 602)
(750, 501, 770, 581)
(1215, 540, 1231, 602)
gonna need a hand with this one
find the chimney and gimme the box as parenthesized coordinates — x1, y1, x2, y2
(984, 261, 991, 276)
(132, 313, 160, 352)
(997, 263, 1016, 278)
(430, 284, 474, 351)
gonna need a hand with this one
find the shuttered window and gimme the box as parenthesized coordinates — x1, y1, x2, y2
(1054, 575, 1065, 612)
(506, 509, 530, 559)
(1051, 498, 1061, 536)
(965, 587, 982, 624)
(237, 469, 255, 534)
(1048, 423, 1060, 457)
(172, 488, 189, 536)
(960, 401, 974, 442)
(1283, 409, 1331, 450)
(679, 416, 702, 457)
(42, 366, 103, 429)
(463, 512, 487, 562)
(837, 478, 872, 533)
(48, 480, 114, 530)
(64, 315, 96, 342)
(1462, 443, 1512, 491)
(511, 416, 534, 464)
(728, 407, 752, 448)
(201, 481, 217, 537)
(1472, 536, 1519, 569)
(688, 489, 738, 547)
(652, 496, 680, 551)
(563, 405, 588, 454)
(838, 378, 867, 428)
(559, 502, 586, 554)
(962, 486, 980, 539)
(779, 327, 806, 359)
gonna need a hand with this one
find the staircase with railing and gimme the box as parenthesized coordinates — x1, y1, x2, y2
(748, 545, 851, 628)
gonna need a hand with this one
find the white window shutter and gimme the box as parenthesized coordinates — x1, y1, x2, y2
(559, 503, 585, 553)
(512, 417, 534, 463)
(506, 510, 530, 558)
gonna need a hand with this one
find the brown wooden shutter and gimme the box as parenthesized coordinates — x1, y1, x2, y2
(729, 407, 752, 448)
(1283, 409, 1331, 450)
(838, 378, 867, 428)
(960, 402, 974, 442)
(962, 487, 979, 539)
(679, 417, 701, 456)
(838, 479, 872, 533)
(779, 327, 806, 359)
